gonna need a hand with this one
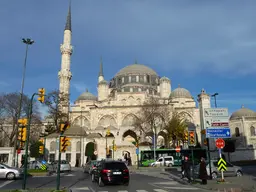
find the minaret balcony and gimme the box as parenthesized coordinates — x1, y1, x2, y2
(58, 70, 72, 80)
(60, 44, 73, 54)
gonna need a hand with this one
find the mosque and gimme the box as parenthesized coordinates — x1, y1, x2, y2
(43, 5, 256, 167)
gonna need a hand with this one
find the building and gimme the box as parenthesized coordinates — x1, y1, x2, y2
(44, 4, 256, 167)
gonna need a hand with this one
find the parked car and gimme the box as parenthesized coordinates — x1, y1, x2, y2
(194, 160, 243, 179)
(51, 160, 71, 172)
(27, 161, 46, 170)
(0, 163, 23, 180)
(91, 160, 129, 187)
(151, 156, 174, 167)
(84, 160, 98, 174)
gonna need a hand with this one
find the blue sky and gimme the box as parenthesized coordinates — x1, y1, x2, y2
(0, 0, 256, 117)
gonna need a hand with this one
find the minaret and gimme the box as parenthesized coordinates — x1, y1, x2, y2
(97, 58, 109, 101)
(58, 2, 73, 114)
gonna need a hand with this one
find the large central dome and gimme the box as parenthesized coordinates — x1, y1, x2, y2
(115, 64, 158, 77)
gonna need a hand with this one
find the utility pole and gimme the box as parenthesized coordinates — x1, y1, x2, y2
(14, 38, 34, 168)
(211, 93, 219, 108)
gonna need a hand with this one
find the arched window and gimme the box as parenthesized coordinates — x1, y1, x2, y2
(250, 126, 256, 136)
(235, 127, 240, 137)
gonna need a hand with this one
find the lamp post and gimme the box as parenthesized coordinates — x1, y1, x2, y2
(13, 38, 34, 167)
(211, 93, 219, 108)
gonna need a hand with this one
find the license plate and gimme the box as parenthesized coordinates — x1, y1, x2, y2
(113, 172, 122, 175)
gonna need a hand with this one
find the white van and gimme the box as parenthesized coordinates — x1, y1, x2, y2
(151, 156, 174, 167)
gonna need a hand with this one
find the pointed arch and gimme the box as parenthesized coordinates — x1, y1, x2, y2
(250, 126, 256, 136)
(178, 111, 193, 122)
(235, 127, 240, 137)
(85, 142, 95, 157)
(98, 115, 117, 128)
(122, 114, 139, 127)
(72, 116, 90, 129)
(122, 129, 137, 140)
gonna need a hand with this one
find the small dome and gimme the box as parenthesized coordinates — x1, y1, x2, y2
(115, 64, 157, 77)
(160, 76, 170, 82)
(230, 105, 256, 120)
(77, 89, 97, 101)
(170, 85, 192, 99)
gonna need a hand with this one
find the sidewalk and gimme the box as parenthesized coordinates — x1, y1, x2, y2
(167, 170, 256, 192)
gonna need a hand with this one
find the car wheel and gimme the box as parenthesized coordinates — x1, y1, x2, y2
(91, 174, 95, 182)
(168, 163, 173, 167)
(98, 176, 104, 187)
(6, 172, 15, 180)
(211, 172, 218, 179)
(123, 182, 129, 186)
(35, 166, 39, 170)
(236, 170, 243, 177)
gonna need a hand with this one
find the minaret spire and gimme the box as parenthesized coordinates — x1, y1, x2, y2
(99, 57, 103, 77)
(65, 0, 72, 31)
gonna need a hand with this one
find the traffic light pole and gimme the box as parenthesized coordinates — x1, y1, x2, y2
(22, 93, 36, 190)
(56, 133, 62, 190)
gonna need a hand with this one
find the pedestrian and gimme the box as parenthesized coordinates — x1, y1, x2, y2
(181, 156, 185, 179)
(199, 157, 208, 185)
(183, 156, 191, 183)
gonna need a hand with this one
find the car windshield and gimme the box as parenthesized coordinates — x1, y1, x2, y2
(105, 162, 127, 170)
(0, 163, 11, 169)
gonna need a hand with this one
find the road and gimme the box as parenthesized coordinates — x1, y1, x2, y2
(0, 169, 204, 192)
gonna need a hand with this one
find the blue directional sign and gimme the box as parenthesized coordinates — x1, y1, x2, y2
(136, 148, 139, 155)
(206, 128, 231, 138)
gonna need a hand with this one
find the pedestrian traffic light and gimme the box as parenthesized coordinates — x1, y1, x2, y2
(39, 146, 44, 154)
(60, 136, 71, 153)
(19, 141, 25, 149)
(188, 131, 196, 146)
(18, 118, 27, 142)
(201, 129, 206, 134)
(38, 88, 45, 103)
(203, 138, 207, 146)
(184, 131, 188, 142)
(60, 122, 70, 132)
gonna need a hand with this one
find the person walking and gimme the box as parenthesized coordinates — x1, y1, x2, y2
(199, 157, 208, 185)
(181, 156, 185, 179)
(183, 156, 191, 183)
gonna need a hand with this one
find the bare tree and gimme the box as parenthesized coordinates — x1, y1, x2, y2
(165, 112, 187, 148)
(0, 92, 41, 147)
(134, 97, 169, 145)
(43, 90, 69, 135)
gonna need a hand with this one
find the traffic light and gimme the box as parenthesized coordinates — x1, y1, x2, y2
(38, 88, 45, 103)
(201, 129, 206, 134)
(188, 131, 196, 146)
(19, 141, 25, 149)
(106, 129, 110, 136)
(60, 136, 71, 153)
(39, 146, 44, 154)
(203, 138, 207, 146)
(39, 138, 44, 144)
(113, 144, 117, 151)
(18, 118, 27, 142)
(106, 147, 110, 155)
(184, 131, 188, 142)
(60, 122, 70, 132)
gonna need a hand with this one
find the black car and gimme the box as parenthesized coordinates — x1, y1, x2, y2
(91, 160, 129, 187)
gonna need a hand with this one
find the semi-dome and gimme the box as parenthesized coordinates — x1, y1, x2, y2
(115, 64, 157, 77)
(76, 89, 97, 101)
(170, 85, 192, 99)
(230, 105, 256, 120)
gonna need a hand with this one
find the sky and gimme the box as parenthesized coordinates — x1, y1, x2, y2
(0, 0, 256, 117)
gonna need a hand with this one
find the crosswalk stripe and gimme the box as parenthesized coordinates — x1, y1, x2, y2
(164, 186, 199, 190)
(153, 189, 168, 192)
(74, 187, 90, 190)
(117, 191, 128, 192)
(136, 190, 148, 192)
(153, 181, 178, 185)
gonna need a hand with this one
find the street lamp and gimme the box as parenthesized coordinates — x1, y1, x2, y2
(211, 93, 219, 108)
(13, 38, 34, 167)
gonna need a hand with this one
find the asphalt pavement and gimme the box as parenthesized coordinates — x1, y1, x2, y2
(0, 169, 205, 192)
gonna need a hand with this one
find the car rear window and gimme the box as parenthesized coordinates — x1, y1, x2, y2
(105, 162, 127, 169)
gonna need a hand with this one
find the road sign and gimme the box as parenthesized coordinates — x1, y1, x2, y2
(136, 148, 139, 155)
(204, 116, 229, 128)
(216, 138, 225, 149)
(218, 158, 227, 171)
(94, 151, 98, 155)
(204, 108, 229, 117)
(41, 164, 47, 170)
(175, 147, 181, 153)
(206, 128, 231, 138)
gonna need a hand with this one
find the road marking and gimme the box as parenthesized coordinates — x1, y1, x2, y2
(164, 186, 199, 190)
(136, 190, 148, 192)
(97, 191, 108, 192)
(153, 189, 168, 192)
(73, 187, 90, 190)
(0, 180, 14, 188)
(117, 191, 128, 192)
(153, 181, 178, 185)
